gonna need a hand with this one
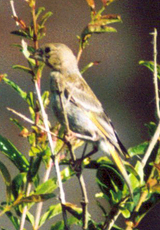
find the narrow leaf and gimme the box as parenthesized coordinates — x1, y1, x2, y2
(42, 91, 50, 108)
(13, 193, 55, 206)
(35, 178, 57, 194)
(2, 77, 27, 100)
(10, 118, 25, 132)
(93, 14, 122, 25)
(50, 216, 80, 230)
(26, 211, 34, 226)
(128, 142, 149, 157)
(12, 173, 27, 199)
(88, 24, 117, 33)
(5, 211, 20, 229)
(0, 161, 12, 201)
(81, 61, 100, 74)
(0, 135, 29, 172)
(139, 60, 160, 79)
(39, 203, 62, 227)
(12, 65, 33, 75)
(11, 30, 28, 38)
(39, 12, 53, 27)
(35, 7, 45, 21)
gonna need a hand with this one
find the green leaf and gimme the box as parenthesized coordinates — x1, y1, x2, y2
(35, 178, 57, 194)
(50, 221, 64, 230)
(93, 14, 122, 25)
(26, 92, 35, 107)
(87, 24, 117, 33)
(35, 7, 45, 21)
(42, 91, 50, 108)
(10, 118, 25, 132)
(13, 193, 55, 206)
(11, 30, 28, 38)
(12, 173, 27, 199)
(139, 60, 160, 79)
(96, 164, 124, 204)
(135, 160, 144, 185)
(5, 211, 20, 230)
(128, 141, 149, 157)
(30, 155, 42, 178)
(61, 166, 75, 183)
(0, 135, 29, 172)
(129, 161, 143, 191)
(0, 161, 12, 202)
(145, 121, 157, 136)
(2, 77, 27, 101)
(12, 65, 33, 75)
(0, 161, 11, 186)
(39, 12, 53, 27)
(106, 0, 117, 6)
(111, 225, 124, 230)
(26, 211, 34, 226)
(120, 206, 130, 218)
(81, 61, 100, 74)
(39, 203, 62, 227)
(50, 216, 80, 230)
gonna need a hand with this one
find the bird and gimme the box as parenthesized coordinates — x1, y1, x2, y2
(30, 43, 132, 195)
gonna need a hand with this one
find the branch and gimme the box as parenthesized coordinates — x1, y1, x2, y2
(34, 158, 53, 229)
(6, 107, 61, 139)
(78, 172, 89, 229)
(34, 81, 69, 229)
(152, 29, 160, 119)
(142, 121, 160, 167)
(10, 0, 19, 26)
(142, 28, 160, 168)
(19, 183, 32, 230)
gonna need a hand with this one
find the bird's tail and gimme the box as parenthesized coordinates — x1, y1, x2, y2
(106, 141, 132, 197)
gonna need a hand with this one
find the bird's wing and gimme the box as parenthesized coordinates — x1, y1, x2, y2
(87, 111, 129, 158)
(64, 73, 128, 158)
(64, 73, 103, 113)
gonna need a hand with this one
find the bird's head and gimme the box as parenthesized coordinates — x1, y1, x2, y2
(30, 43, 78, 72)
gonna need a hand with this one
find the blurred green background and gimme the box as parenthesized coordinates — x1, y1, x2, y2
(0, 0, 160, 229)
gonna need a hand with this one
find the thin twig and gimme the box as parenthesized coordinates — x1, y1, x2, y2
(103, 196, 129, 230)
(78, 172, 89, 229)
(35, 81, 69, 229)
(152, 29, 160, 118)
(34, 158, 53, 229)
(142, 28, 160, 168)
(126, 29, 159, 230)
(10, 0, 19, 26)
(142, 121, 160, 167)
(6, 107, 60, 138)
(19, 182, 32, 230)
(105, 211, 121, 230)
(77, 48, 83, 63)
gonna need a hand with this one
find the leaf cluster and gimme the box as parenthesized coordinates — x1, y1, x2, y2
(0, 1, 160, 230)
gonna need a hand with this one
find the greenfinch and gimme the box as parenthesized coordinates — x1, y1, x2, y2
(31, 43, 132, 195)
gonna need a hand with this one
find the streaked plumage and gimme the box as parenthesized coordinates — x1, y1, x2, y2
(31, 43, 132, 195)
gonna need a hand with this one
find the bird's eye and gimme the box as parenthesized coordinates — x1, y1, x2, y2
(45, 47, 51, 53)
